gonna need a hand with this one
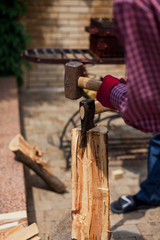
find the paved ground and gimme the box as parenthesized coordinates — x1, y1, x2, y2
(0, 77, 27, 231)
(19, 87, 160, 240)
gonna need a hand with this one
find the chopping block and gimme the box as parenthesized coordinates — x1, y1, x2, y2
(71, 125, 110, 240)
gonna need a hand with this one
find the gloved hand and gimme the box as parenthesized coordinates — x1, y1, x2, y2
(96, 75, 125, 109)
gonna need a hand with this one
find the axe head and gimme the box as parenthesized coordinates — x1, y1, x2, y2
(79, 99, 95, 148)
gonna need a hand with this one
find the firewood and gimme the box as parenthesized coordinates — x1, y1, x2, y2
(9, 134, 66, 193)
(28, 236, 41, 240)
(1, 223, 42, 240)
(2, 224, 24, 238)
(4, 223, 39, 240)
(0, 210, 27, 225)
(71, 126, 110, 240)
(0, 222, 19, 234)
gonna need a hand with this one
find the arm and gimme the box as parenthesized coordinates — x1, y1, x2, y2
(97, 0, 160, 133)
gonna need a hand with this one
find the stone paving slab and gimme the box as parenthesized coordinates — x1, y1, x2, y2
(19, 88, 160, 240)
(0, 77, 27, 225)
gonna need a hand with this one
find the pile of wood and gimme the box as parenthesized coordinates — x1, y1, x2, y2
(0, 223, 41, 240)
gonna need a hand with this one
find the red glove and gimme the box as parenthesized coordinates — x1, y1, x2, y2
(96, 75, 125, 109)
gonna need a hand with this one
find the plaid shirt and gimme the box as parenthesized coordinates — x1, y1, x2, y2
(110, 0, 160, 133)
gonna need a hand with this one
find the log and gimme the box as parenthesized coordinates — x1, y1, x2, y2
(71, 126, 110, 240)
(9, 134, 66, 193)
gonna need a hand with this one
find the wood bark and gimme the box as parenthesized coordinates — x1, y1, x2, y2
(9, 134, 66, 193)
(71, 126, 110, 240)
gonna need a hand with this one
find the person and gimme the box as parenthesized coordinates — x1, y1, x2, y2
(96, 0, 160, 213)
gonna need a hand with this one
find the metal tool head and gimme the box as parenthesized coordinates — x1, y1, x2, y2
(64, 61, 84, 100)
(79, 99, 95, 148)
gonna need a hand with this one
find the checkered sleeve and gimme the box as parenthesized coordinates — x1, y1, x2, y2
(112, 0, 160, 133)
(110, 84, 127, 111)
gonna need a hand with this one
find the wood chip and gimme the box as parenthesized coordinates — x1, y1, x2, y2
(112, 169, 124, 180)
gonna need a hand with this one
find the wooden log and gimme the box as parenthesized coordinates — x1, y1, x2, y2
(9, 134, 66, 193)
(71, 126, 110, 240)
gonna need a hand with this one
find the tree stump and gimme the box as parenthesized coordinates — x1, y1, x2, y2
(71, 126, 110, 240)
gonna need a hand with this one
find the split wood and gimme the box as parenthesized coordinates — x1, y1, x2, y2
(9, 134, 66, 193)
(0, 223, 40, 240)
(71, 126, 110, 240)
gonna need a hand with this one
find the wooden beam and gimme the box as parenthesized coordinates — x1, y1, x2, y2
(71, 126, 110, 240)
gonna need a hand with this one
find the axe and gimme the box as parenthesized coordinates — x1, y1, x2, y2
(79, 99, 113, 148)
(64, 61, 116, 147)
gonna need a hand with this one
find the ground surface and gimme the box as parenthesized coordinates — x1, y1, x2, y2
(0, 77, 27, 229)
(19, 87, 160, 240)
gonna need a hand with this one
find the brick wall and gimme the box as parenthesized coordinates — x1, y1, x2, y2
(23, 0, 125, 88)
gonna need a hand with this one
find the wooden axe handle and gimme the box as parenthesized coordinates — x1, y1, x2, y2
(78, 76, 102, 91)
(78, 77, 117, 114)
(95, 101, 114, 114)
(80, 100, 116, 119)
(79, 99, 116, 148)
